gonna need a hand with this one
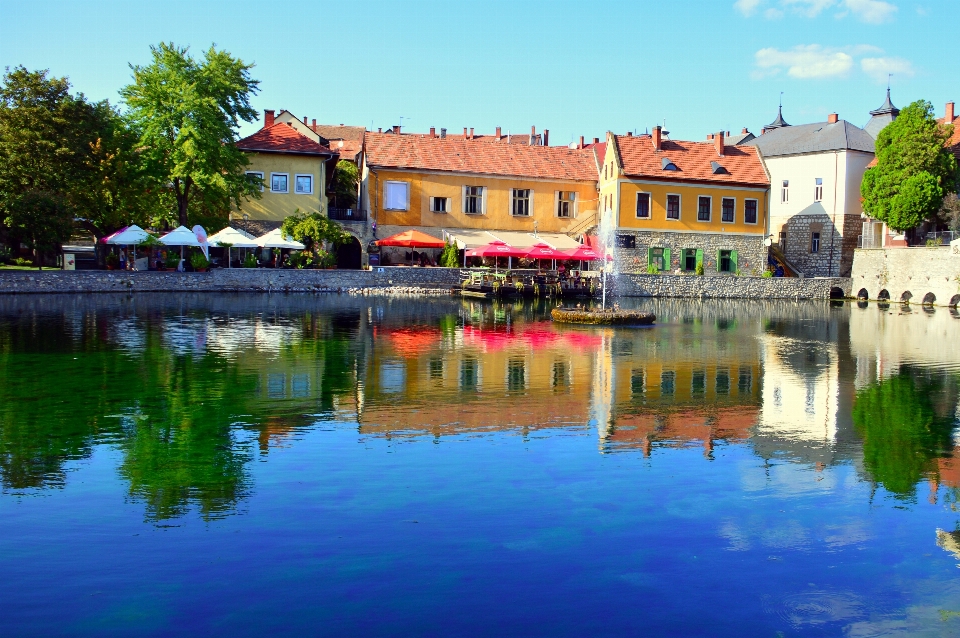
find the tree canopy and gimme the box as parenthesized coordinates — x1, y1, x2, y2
(861, 100, 958, 232)
(120, 43, 261, 228)
(281, 210, 350, 249)
(329, 160, 359, 209)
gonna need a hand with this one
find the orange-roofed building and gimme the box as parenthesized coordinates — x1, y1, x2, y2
(599, 128, 770, 276)
(360, 126, 600, 249)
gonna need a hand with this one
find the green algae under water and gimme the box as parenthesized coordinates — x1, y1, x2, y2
(1, 293, 960, 636)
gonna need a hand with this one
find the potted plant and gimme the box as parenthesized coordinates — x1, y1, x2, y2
(190, 252, 210, 272)
(166, 253, 181, 270)
(243, 254, 257, 268)
(105, 253, 119, 270)
(288, 251, 307, 269)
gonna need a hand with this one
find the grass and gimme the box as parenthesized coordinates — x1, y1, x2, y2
(0, 264, 45, 271)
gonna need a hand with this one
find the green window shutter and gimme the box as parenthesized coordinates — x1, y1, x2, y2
(695, 249, 703, 269)
(716, 250, 722, 272)
(664, 248, 671, 270)
(731, 250, 738, 272)
(647, 247, 653, 266)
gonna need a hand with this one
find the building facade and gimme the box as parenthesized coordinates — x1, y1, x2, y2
(599, 128, 770, 276)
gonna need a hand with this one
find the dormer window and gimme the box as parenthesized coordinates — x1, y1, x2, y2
(661, 157, 679, 171)
(711, 161, 728, 175)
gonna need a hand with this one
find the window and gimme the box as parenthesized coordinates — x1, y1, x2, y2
(683, 248, 697, 271)
(507, 358, 526, 391)
(384, 181, 409, 210)
(636, 192, 651, 218)
(460, 357, 479, 390)
(271, 173, 289, 193)
(429, 197, 449, 213)
(721, 197, 735, 223)
(697, 196, 711, 222)
(661, 370, 676, 395)
(553, 361, 570, 389)
(246, 171, 264, 192)
(716, 369, 730, 395)
(778, 231, 787, 250)
(604, 165, 607, 180)
(744, 199, 758, 225)
(814, 178, 823, 202)
(464, 186, 484, 214)
(615, 234, 636, 249)
(294, 174, 313, 194)
(738, 367, 752, 393)
(557, 191, 576, 218)
(649, 247, 666, 271)
(811, 232, 820, 253)
(719, 249, 734, 273)
(429, 357, 443, 379)
(692, 370, 706, 395)
(781, 180, 789, 203)
(512, 189, 531, 216)
(666, 194, 680, 220)
(631, 369, 645, 396)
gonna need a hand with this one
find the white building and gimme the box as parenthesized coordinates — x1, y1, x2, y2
(747, 108, 876, 277)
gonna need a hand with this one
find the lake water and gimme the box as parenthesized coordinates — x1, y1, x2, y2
(1, 293, 960, 636)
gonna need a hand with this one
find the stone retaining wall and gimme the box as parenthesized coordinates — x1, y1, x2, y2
(850, 247, 960, 306)
(612, 273, 852, 300)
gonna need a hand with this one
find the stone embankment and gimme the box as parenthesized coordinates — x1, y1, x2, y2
(0, 267, 852, 300)
(851, 247, 960, 306)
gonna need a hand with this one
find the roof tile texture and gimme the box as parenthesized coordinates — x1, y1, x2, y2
(237, 123, 336, 156)
(616, 135, 768, 186)
(364, 132, 598, 181)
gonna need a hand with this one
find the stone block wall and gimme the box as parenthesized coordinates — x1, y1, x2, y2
(612, 230, 766, 276)
(612, 273, 852, 300)
(782, 213, 841, 277)
(850, 247, 960, 306)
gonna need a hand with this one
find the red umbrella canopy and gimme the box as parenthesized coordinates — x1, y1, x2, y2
(564, 245, 612, 261)
(466, 241, 528, 258)
(374, 230, 445, 248)
(524, 243, 569, 259)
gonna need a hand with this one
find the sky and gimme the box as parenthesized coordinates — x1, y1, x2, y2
(1, 0, 957, 145)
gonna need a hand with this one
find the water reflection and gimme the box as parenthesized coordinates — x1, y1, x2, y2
(0, 294, 958, 522)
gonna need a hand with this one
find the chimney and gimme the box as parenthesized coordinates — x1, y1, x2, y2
(378, 127, 382, 133)
(312, 119, 316, 128)
(947, 102, 956, 122)
(742, 127, 748, 134)
(579, 135, 584, 149)
(496, 126, 502, 140)
(393, 125, 400, 134)
(469, 127, 474, 139)
(440, 128, 447, 139)
(707, 134, 714, 140)
(530, 125, 536, 146)
(593, 137, 599, 144)
(626, 131, 633, 137)
(652, 125, 662, 151)
(264, 109, 275, 128)
(463, 127, 468, 139)
(726, 131, 730, 137)
(715, 131, 725, 157)
(543, 129, 549, 146)
(827, 113, 839, 124)
(303, 116, 308, 125)
(429, 127, 436, 138)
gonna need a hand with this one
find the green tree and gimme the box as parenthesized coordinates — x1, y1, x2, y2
(281, 209, 350, 251)
(329, 159, 359, 208)
(861, 100, 958, 232)
(440, 241, 459, 267)
(120, 43, 261, 228)
(4, 191, 74, 267)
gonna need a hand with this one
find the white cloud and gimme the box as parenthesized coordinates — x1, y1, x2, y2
(861, 56, 916, 82)
(840, 0, 898, 23)
(782, 0, 836, 18)
(734, 0, 765, 16)
(754, 45, 855, 79)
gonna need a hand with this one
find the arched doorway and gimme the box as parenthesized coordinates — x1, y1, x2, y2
(877, 289, 890, 301)
(900, 291, 913, 303)
(829, 287, 844, 299)
(922, 292, 936, 306)
(856, 288, 868, 300)
(336, 236, 362, 269)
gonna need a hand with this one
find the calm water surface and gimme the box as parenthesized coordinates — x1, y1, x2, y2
(2, 294, 960, 636)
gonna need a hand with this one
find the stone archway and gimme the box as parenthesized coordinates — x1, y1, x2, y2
(336, 236, 362, 269)
(950, 294, 960, 308)
(877, 289, 890, 301)
(900, 291, 913, 303)
(829, 287, 845, 299)
(856, 288, 869, 300)
(922, 292, 936, 306)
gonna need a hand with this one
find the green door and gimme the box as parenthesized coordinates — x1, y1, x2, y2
(695, 249, 703, 272)
(731, 250, 738, 273)
(716, 250, 722, 272)
(664, 248, 672, 271)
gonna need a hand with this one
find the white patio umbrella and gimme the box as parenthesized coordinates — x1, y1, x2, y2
(159, 225, 202, 270)
(208, 227, 258, 268)
(255, 228, 305, 250)
(106, 225, 152, 270)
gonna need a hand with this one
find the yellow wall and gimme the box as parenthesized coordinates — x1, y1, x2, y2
(613, 181, 767, 234)
(367, 169, 598, 233)
(233, 152, 327, 222)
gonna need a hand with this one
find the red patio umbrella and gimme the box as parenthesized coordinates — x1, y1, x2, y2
(524, 243, 569, 260)
(465, 241, 527, 258)
(564, 245, 612, 261)
(374, 230, 445, 248)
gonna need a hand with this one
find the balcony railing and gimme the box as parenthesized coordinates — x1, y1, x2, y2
(329, 208, 367, 222)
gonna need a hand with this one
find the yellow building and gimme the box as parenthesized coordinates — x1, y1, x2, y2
(361, 128, 600, 249)
(233, 110, 339, 224)
(598, 128, 770, 275)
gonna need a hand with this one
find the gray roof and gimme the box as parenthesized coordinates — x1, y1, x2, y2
(726, 131, 756, 146)
(746, 120, 875, 157)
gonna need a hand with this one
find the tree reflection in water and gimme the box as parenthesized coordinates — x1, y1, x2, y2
(853, 366, 958, 499)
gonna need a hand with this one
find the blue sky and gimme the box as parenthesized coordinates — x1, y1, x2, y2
(1, 0, 957, 144)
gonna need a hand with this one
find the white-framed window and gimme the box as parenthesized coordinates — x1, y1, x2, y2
(384, 181, 410, 211)
(697, 196, 712, 222)
(463, 185, 485, 214)
(294, 174, 313, 194)
(781, 180, 789, 203)
(666, 194, 681, 220)
(814, 178, 823, 202)
(429, 196, 450, 213)
(246, 171, 264, 192)
(721, 197, 735, 223)
(271, 173, 289, 193)
(557, 191, 576, 218)
(635, 192, 651, 218)
(744, 198, 759, 225)
(512, 189, 532, 216)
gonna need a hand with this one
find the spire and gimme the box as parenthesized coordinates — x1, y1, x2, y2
(870, 87, 899, 117)
(763, 105, 790, 133)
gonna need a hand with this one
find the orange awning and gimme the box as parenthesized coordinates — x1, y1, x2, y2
(374, 230, 445, 248)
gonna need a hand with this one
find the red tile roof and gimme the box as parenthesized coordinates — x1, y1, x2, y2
(237, 123, 337, 156)
(328, 138, 362, 162)
(311, 124, 366, 142)
(614, 135, 769, 187)
(364, 132, 598, 181)
(937, 115, 960, 162)
(590, 142, 607, 167)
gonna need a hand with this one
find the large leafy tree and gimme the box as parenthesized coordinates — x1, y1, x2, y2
(121, 43, 261, 228)
(329, 159, 359, 209)
(861, 100, 958, 232)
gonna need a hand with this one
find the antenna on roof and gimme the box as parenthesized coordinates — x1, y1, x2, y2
(779, 91, 783, 108)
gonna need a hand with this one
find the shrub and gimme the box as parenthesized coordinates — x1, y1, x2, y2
(288, 251, 307, 269)
(190, 252, 210, 270)
(440, 241, 459, 268)
(0, 246, 11, 264)
(761, 269, 774, 278)
(165, 252, 181, 269)
(13, 257, 31, 267)
(646, 263, 659, 274)
(105, 253, 119, 267)
(695, 262, 704, 276)
(243, 254, 257, 268)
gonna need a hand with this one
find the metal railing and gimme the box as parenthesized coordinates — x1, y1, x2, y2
(924, 231, 957, 246)
(328, 208, 367, 222)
